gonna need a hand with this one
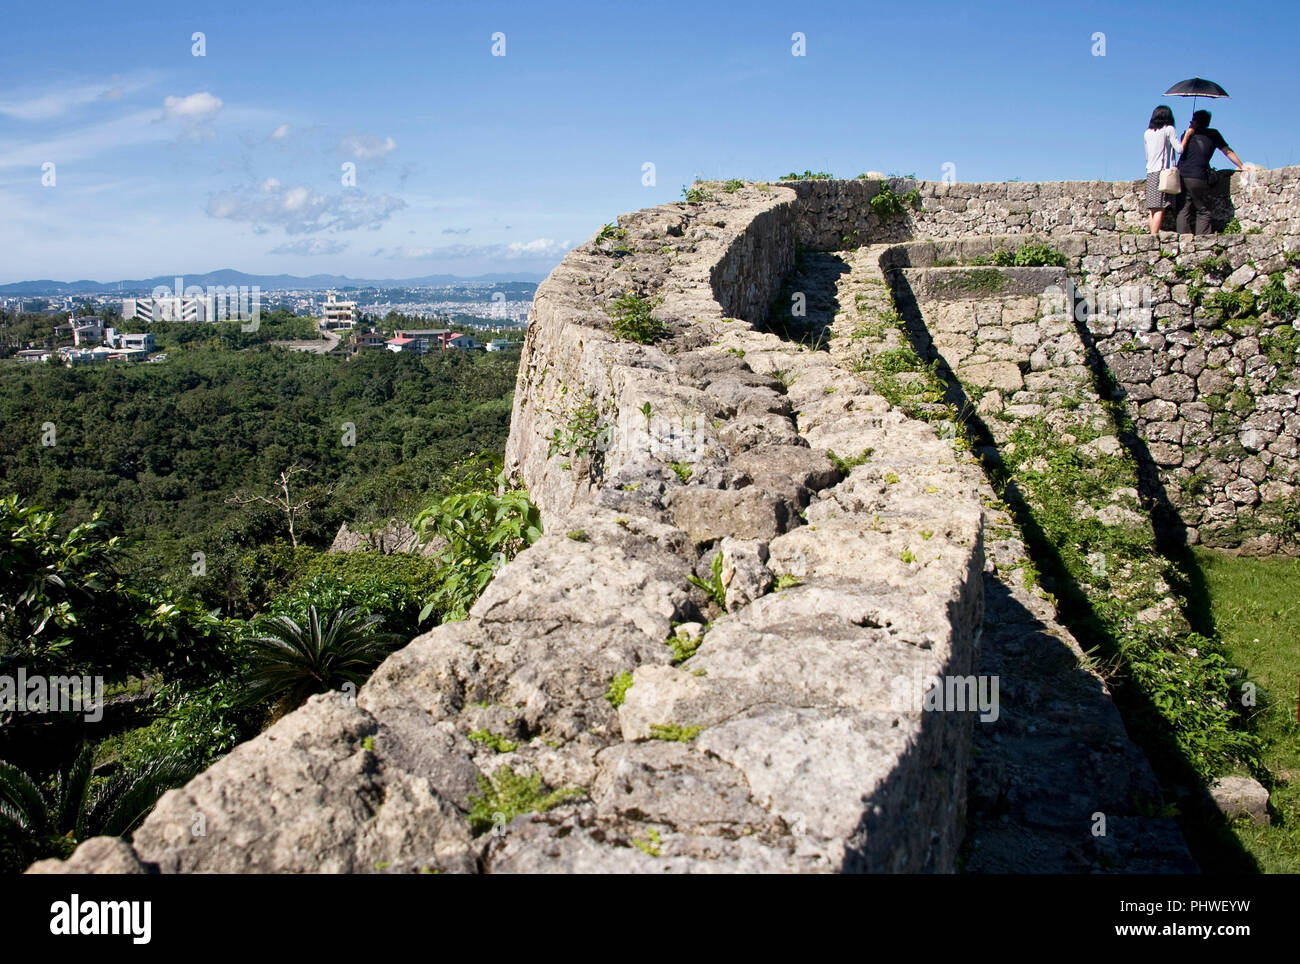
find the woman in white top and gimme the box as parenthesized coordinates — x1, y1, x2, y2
(1144, 105, 1189, 235)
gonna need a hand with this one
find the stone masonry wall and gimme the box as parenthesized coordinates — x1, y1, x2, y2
(33, 171, 1297, 875)
(37, 184, 990, 874)
(790, 166, 1300, 249)
(871, 231, 1300, 551)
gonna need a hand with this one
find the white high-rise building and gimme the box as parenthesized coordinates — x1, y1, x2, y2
(122, 295, 211, 322)
(320, 293, 357, 330)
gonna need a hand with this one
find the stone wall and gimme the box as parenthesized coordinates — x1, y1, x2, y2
(34, 171, 1297, 875)
(1076, 232, 1300, 550)
(873, 231, 1300, 551)
(37, 183, 990, 874)
(787, 165, 1300, 247)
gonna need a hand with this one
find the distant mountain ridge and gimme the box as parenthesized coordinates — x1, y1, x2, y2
(0, 269, 547, 296)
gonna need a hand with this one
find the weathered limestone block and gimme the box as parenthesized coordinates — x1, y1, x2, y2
(27, 837, 150, 875)
(1210, 776, 1271, 825)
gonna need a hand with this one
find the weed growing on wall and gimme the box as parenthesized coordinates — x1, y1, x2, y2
(466, 766, 583, 835)
(413, 473, 543, 622)
(608, 293, 669, 344)
(870, 186, 922, 222)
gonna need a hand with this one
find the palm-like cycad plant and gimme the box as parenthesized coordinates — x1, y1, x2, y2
(238, 605, 403, 718)
(0, 745, 199, 871)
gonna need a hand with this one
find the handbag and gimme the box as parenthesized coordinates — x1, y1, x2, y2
(1158, 138, 1181, 194)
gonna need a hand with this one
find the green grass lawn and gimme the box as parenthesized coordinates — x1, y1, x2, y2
(1192, 547, 1300, 872)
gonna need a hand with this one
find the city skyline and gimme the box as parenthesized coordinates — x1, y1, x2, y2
(3, 0, 1297, 282)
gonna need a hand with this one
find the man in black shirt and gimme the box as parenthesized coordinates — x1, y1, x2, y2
(1176, 110, 1244, 235)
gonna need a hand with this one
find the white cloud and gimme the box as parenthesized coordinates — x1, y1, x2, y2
(270, 238, 349, 256)
(338, 134, 397, 160)
(441, 227, 471, 235)
(270, 123, 291, 139)
(206, 180, 406, 234)
(162, 92, 223, 121)
(369, 238, 572, 263)
(0, 75, 155, 120)
(0, 110, 163, 170)
(381, 246, 435, 259)
(504, 238, 570, 259)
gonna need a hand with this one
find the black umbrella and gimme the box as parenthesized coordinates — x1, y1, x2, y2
(1164, 77, 1230, 116)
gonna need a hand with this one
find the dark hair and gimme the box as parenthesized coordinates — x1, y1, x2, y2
(1191, 109, 1212, 130)
(1148, 105, 1175, 130)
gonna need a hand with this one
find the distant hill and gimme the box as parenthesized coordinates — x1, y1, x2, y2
(0, 269, 548, 296)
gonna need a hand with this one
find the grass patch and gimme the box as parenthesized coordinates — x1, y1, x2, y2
(827, 448, 873, 473)
(632, 827, 662, 856)
(649, 723, 702, 742)
(986, 417, 1260, 785)
(605, 671, 633, 709)
(466, 766, 583, 835)
(1192, 549, 1300, 872)
(468, 728, 519, 753)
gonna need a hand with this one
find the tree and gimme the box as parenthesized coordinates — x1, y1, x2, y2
(0, 495, 228, 682)
(228, 464, 334, 550)
(237, 606, 402, 719)
(0, 745, 199, 873)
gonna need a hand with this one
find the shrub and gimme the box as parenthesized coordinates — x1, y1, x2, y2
(870, 187, 922, 222)
(237, 605, 403, 716)
(0, 745, 200, 873)
(0, 495, 229, 684)
(413, 473, 543, 622)
(608, 293, 669, 344)
(1012, 242, 1067, 268)
(1259, 272, 1299, 320)
(1207, 290, 1258, 321)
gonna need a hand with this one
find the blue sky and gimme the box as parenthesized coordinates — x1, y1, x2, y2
(2, 0, 1295, 283)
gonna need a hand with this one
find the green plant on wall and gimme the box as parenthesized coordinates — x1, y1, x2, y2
(870, 186, 922, 222)
(687, 552, 727, 612)
(1259, 272, 1299, 320)
(1012, 242, 1067, 267)
(608, 293, 669, 344)
(548, 398, 605, 463)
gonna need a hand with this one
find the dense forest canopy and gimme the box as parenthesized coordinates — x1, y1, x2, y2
(0, 343, 518, 612)
(0, 330, 529, 871)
